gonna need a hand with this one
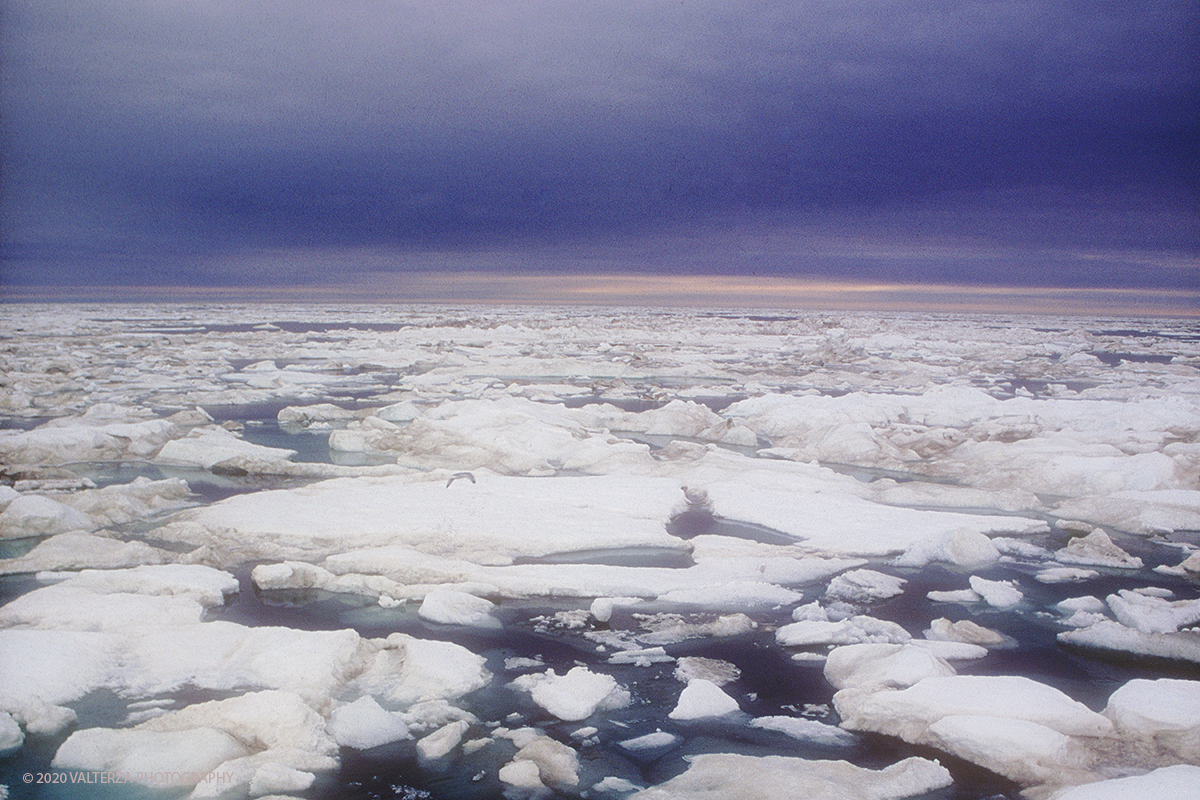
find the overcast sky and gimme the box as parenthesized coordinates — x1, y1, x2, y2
(2, 0, 1197, 308)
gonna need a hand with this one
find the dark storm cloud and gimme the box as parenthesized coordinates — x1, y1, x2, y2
(2, 0, 1197, 292)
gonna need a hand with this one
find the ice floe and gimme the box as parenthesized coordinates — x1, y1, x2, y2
(668, 679, 741, 720)
(511, 666, 631, 721)
(3, 305, 1200, 799)
(628, 753, 953, 800)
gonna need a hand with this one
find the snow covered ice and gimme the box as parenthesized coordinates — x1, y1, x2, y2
(2, 303, 1199, 799)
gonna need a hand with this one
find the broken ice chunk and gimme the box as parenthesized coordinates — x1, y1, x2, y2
(0, 494, 93, 538)
(968, 575, 1023, 608)
(893, 528, 1000, 569)
(1036, 567, 1100, 583)
(1054, 530, 1143, 569)
(825, 569, 906, 603)
(1106, 590, 1200, 634)
(511, 666, 630, 721)
(824, 643, 955, 693)
(417, 589, 498, 628)
(417, 719, 471, 764)
(748, 715, 857, 746)
(777, 616, 911, 647)
(668, 679, 741, 720)
(328, 696, 411, 750)
(925, 618, 1013, 648)
(1047, 764, 1200, 800)
(627, 753, 952, 800)
(618, 730, 681, 752)
(927, 588, 982, 603)
(673, 656, 740, 685)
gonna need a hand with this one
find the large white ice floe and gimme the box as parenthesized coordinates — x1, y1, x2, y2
(417, 588, 499, 627)
(277, 402, 359, 431)
(1054, 529, 1143, 569)
(253, 546, 857, 606)
(163, 473, 690, 565)
(1059, 620, 1200, 663)
(327, 695, 412, 750)
(0, 405, 210, 465)
(690, 476, 1048, 556)
(156, 425, 299, 471)
(0, 477, 193, 541)
(511, 666, 631, 721)
(1055, 589, 1200, 662)
(1046, 764, 1200, 800)
(627, 753, 953, 800)
(0, 532, 170, 574)
(777, 615, 912, 648)
(54, 690, 336, 796)
(834, 674, 1115, 739)
(1105, 589, 1200, 634)
(0, 563, 491, 778)
(5, 306, 1200, 798)
(1051, 489, 1200, 535)
(824, 643, 956, 693)
(1103, 678, 1200, 766)
(328, 396, 657, 475)
(968, 575, 1024, 608)
(831, 672, 1119, 788)
(668, 678, 741, 720)
(0, 493, 94, 538)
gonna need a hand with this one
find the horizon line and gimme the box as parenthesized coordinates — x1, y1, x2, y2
(3, 273, 1198, 318)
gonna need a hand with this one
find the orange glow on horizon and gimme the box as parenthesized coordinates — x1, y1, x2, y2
(4, 273, 1198, 317)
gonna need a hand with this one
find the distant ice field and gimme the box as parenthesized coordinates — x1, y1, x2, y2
(1, 304, 1198, 800)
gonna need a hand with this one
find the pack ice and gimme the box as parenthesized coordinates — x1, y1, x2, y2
(1, 304, 1199, 800)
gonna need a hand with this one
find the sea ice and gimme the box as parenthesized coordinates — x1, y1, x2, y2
(668, 679, 741, 720)
(1104, 677, 1200, 762)
(824, 569, 907, 603)
(927, 588, 982, 603)
(54, 690, 338, 794)
(0, 713, 22, 755)
(1054, 530, 1143, 569)
(327, 696, 411, 750)
(925, 617, 1012, 647)
(824, 643, 955, 692)
(0, 494, 93, 538)
(618, 730, 681, 751)
(747, 715, 857, 745)
(893, 528, 1001, 568)
(53, 476, 193, 527)
(156, 425, 298, 472)
(1052, 490, 1200, 535)
(417, 719, 471, 763)
(924, 714, 1095, 786)
(1059, 621, 1200, 663)
(504, 735, 580, 791)
(161, 473, 689, 565)
(1107, 590, 1200, 634)
(1046, 764, 1200, 800)
(0, 406, 202, 465)
(5, 306, 1200, 798)
(1037, 567, 1101, 583)
(968, 575, 1024, 608)
(834, 675, 1115, 740)
(511, 666, 631, 721)
(673, 656, 740, 685)
(628, 754, 953, 800)
(0, 532, 169, 574)
(418, 589, 499, 627)
(277, 403, 358, 431)
(777, 616, 911, 647)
